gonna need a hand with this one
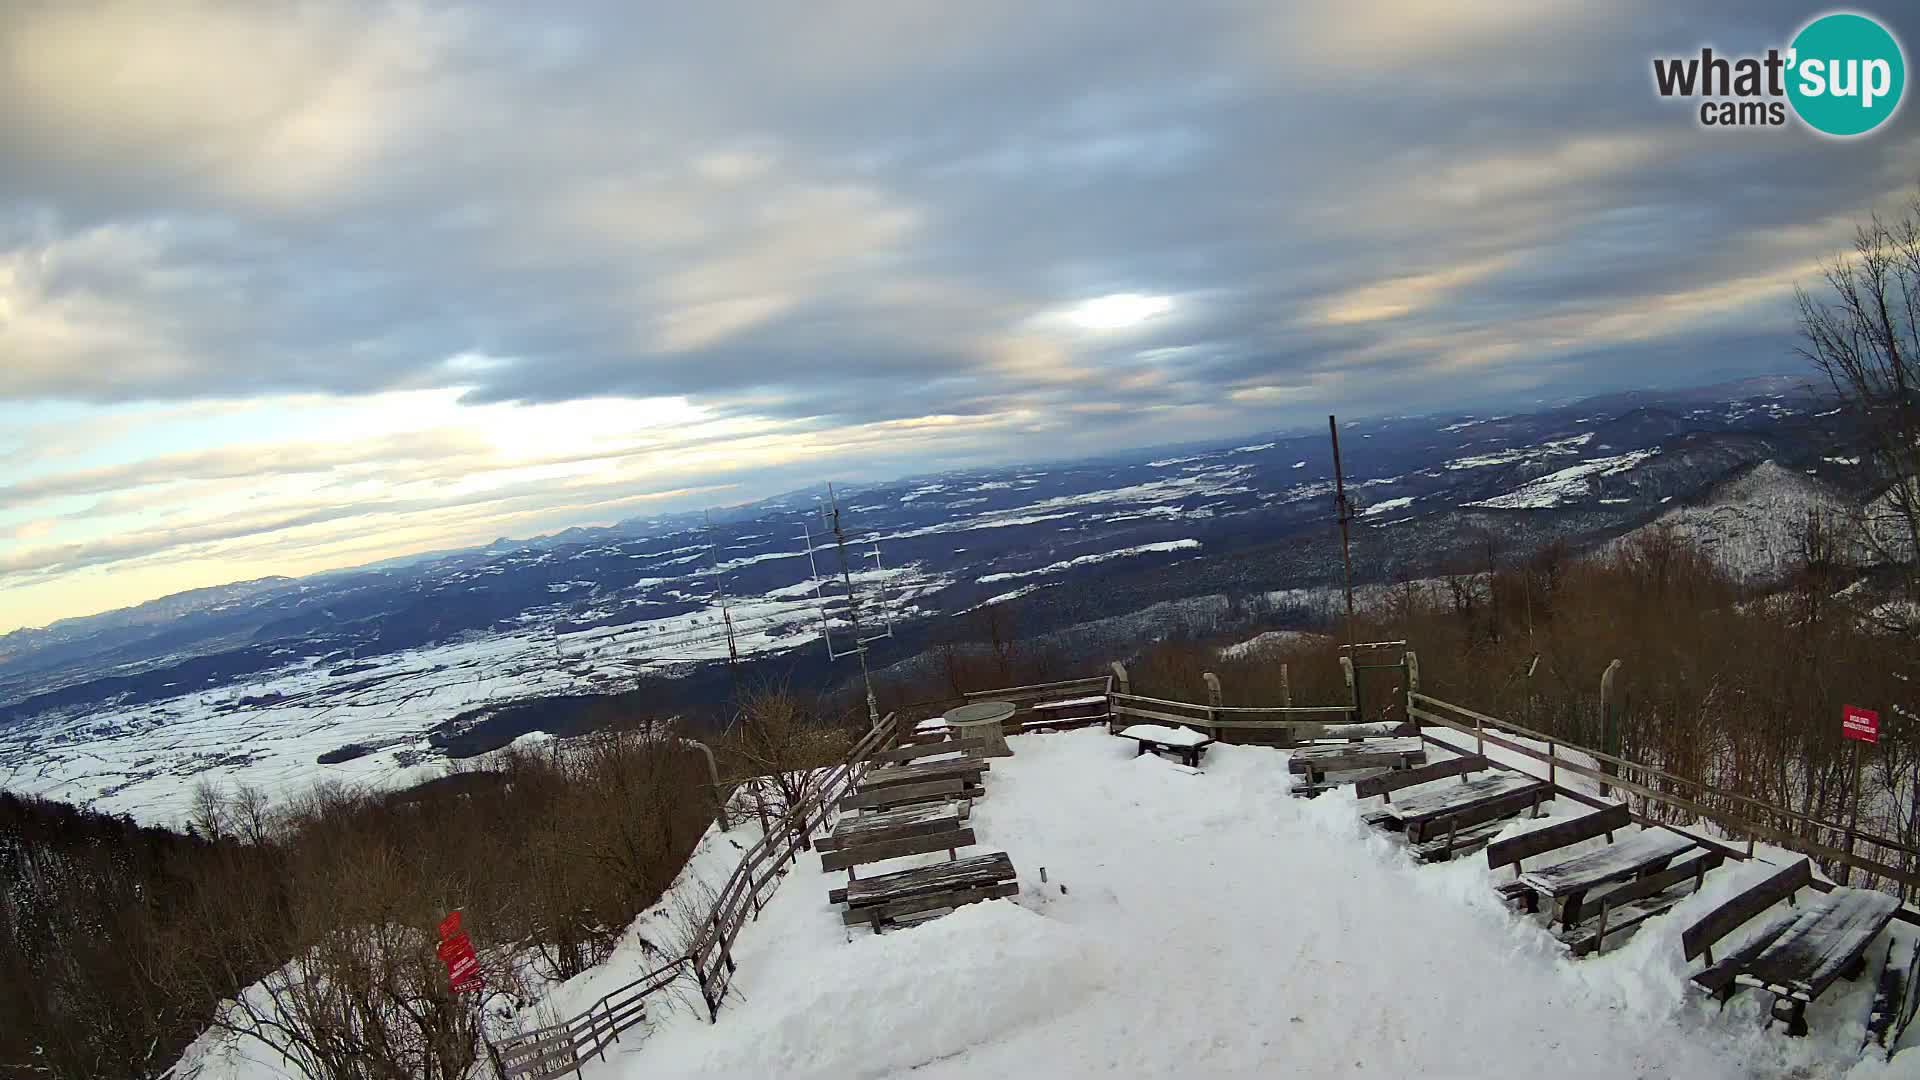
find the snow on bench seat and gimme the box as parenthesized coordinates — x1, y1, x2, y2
(1737, 887, 1901, 1004)
(1117, 724, 1211, 747)
(1518, 828, 1697, 899)
(1374, 773, 1549, 843)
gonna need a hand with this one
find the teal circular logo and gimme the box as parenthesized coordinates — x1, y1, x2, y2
(1788, 13, 1906, 137)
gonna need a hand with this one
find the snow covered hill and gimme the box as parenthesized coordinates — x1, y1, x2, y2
(1616, 460, 1859, 583)
(473, 728, 1914, 1079)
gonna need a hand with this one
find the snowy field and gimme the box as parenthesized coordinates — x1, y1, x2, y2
(553, 728, 1917, 1079)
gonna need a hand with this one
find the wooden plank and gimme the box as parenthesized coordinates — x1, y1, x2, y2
(1320, 721, 1414, 740)
(842, 881, 1021, 927)
(843, 851, 1015, 907)
(1682, 858, 1812, 962)
(820, 826, 975, 872)
(1739, 887, 1901, 1001)
(1289, 737, 1424, 771)
(1486, 803, 1631, 871)
(1409, 818, 1510, 862)
(870, 737, 992, 765)
(1692, 914, 1795, 1001)
(1111, 704, 1213, 729)
(861, 758, 989, 789)
(820, 802, 965, 851)
(1513, 827, 1693, 896)
(840, 778, 967, 811)
(1377, 771, 1534, 824)
(500, 1026, 579, 1080)
(1354, 754, 1488, 799)
(1406, 781, 1549, 844)
(1559, 850, 1724, 957)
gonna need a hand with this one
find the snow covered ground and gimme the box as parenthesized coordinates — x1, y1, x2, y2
(568, 728, 1917, 1079)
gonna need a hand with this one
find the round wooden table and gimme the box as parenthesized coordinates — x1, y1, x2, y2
(943, 700, 1015, 757)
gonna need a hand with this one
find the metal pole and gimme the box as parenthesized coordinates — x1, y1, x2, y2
(828, 488, 882, 727)
(683, 739, 731, 831)
(1329, 415, 1358, 651)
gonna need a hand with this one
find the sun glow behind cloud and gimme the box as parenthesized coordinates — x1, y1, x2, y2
(1063, 293, 1174, 330)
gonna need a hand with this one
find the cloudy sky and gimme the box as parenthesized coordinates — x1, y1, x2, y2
(2, 1, 1917, 633)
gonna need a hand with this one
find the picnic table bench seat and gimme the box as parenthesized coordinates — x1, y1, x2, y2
(1867, 935, 1920, 1050)
(840, 776, 982, 814)
(1681, 858, 1902, 1036)
(818, 801, 969, 852)
(1553, 848, 1724, 956)
(1371, 772, 1550, 844)
(1735, 887, 1901, 1034)
(1515, 828, 1697, 923)
(1409, 818, 1512, 863)
(829, 851, 1019, 931)
(1289, 737, 1425, 796)
(1117, 724, 1215, 768)
(861, 757, 989, 790)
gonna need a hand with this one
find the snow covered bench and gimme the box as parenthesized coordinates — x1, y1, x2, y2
(1364, 770, 1550, 860)
(1316, 721, 1416, 741)
(870, 736, 993, 766)
(1288, 736, 1425, 797)
(1486, 805, 1716, 952)
(829, 851, 1019, 933)
(1116, 724, 1215, 769)
(819, 801, 975, 878)
(1681, 858, 1901, 1036)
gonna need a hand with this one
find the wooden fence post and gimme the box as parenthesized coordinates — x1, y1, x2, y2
(1339, 656, 1357, 721)
(1598, 659, 1622, 799)
(1279, 663, 1292, 708)
(1110, 661, 1130, 697)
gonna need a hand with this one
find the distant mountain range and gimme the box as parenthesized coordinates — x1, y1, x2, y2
(0, 376, 1887, 821)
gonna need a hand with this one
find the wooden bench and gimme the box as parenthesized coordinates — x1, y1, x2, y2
(1735, 886, 1901, 1036)
(869, 737, 992, 766)
(1318, 721, 1416, 741)
(1356, 753, 1489, 808)
(1369, 772, 1550, 848)
(1867, 935, 1920, 1051)
(1558, 848, 1723, 957)
(818, 801, 974, 878)
(829, 851, 1019, 932)
(1487, 803, 1630, 880)
(1289, 737, 1425, 797)
(1683, 860, 1813, 1004)
(861, 757, 990, 790)
(840, 777, 981, 813)
(1116, 724, 1215, 768)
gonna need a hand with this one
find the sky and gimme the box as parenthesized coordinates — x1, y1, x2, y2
(2, 1, 1918, 634)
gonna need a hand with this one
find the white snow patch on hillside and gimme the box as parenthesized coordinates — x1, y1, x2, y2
(1362, 495, 1415, 517)
(976, 540, 1201, 585)
(1446, 432, 1593, 470)
(1612, 461, 1859, 583)
(1465, 449, 1659, 509)
(1217, 629, 1326, 658)
(580, 729, 1914, 1078)
(1292, 460, 1307, 469)
(1233, 442, 1276, 453)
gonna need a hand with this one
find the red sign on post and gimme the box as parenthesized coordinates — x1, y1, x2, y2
(1842, 705, 1880, 744)
(437, 910, 484, 993)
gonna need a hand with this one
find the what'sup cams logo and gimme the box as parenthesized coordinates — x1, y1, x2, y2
(1653, 11, 1905, 136)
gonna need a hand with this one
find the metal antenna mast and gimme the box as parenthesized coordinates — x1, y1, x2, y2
(704, 510, 741, 678)
(826, 483, 882, 726)
(1329, 414, 1358, 650)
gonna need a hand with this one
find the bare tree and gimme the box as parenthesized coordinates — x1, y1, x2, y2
(1796, 184, 1920, 571)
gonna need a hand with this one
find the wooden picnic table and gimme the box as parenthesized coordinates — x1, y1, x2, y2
(1736, 887, 1901, 1034)
(1289, 737, 1425, 774)
(861, 757, 989, 790)
(1376, 772, 1549, 843)
(1318, 721, 1414, 741)
(822, 801, 967, 851)
(1516, 828, 1697, 925)
(831, 851, 1019, 931)
(1117, 723, 1215, 768)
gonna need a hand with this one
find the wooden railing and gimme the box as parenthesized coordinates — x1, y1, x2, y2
(1408, 692, 1920, 899)
(508, 712, 902, 1076)
(1109, 692, 1355, 746)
